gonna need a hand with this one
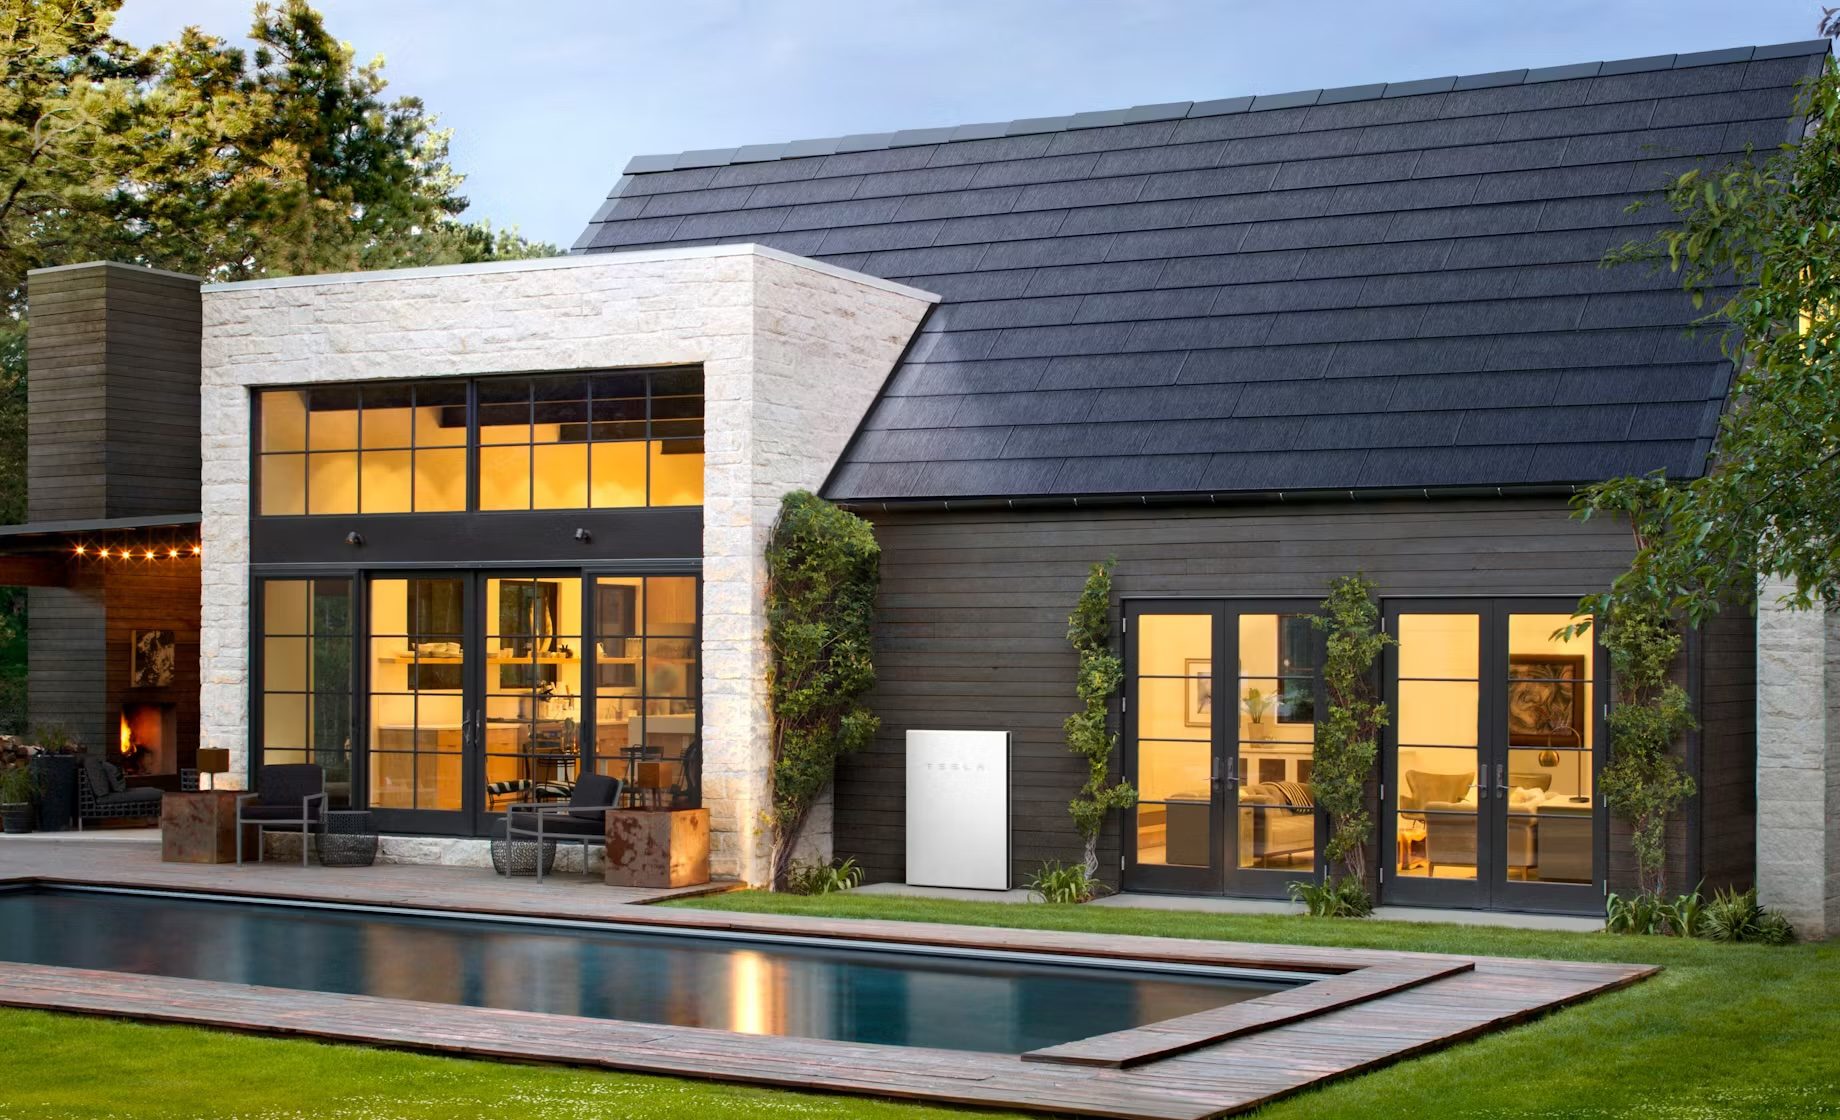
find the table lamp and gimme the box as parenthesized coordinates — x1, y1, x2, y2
(195, 748, 230, 791)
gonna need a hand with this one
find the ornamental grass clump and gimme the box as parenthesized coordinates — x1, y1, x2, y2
(765, 491, 881, 891)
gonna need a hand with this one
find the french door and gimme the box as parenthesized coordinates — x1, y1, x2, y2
(1122, 600, 1323, 897)
(363, 571, 584, 834)
(1381, 599, 1605, 913)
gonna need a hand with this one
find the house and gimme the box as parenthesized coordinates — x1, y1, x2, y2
(12, 38, 1839, 933)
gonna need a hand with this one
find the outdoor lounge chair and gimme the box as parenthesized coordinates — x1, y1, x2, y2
(75, 756, 162, 829)
(236, 764, 326, 867)
(492, 771, 623, 883)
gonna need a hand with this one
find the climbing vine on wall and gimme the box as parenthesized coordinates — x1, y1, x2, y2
(1589, 600, 1697, 897)
(1064, 560, 1136, 878)
(765, 490, 881, 891)
(1308, 575, 1393, 901)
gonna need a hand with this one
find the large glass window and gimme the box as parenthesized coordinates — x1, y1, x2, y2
(368, 577, 466, 812)
(259, 578, 354, 808)
(593, 576, 699, 807)
(258, 382, 467, 515)
(258, 369, 704, 517)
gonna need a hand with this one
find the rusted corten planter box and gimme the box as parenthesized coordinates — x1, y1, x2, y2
(604, 807, 709, 888)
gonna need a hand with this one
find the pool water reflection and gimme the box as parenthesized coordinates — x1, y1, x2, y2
(0, 889, 1292, 1053)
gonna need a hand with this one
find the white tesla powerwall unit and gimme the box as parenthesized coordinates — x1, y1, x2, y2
(905, 729, 1011, 890)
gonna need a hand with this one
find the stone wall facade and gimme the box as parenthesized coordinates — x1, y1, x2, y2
(198, 245, 933, 885)
(1755, 576, 1840, 938)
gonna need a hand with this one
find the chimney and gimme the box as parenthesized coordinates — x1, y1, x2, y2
(25, 262, 202, 523)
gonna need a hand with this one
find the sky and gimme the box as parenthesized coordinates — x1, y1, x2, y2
(110, 1, 1827, 250)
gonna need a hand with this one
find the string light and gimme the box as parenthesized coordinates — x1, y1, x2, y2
(70, 543, 202, 560)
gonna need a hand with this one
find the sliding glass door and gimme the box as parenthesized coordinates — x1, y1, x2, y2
(1382, 599, 1604, 912)
(1122, 600, 1322, 897)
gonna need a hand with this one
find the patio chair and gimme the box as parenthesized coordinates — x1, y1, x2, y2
(75, 756, 162, 830)
(492, 771, 624, 883)
(236, 764, 327, 867)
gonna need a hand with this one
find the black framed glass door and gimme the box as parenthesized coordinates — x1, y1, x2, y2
(478, 573, 585, 834)
(1382, 599, 1604, 913)
(1123, 602, 1223, 893)
(365, 573, 473, 834)
(1122, 600, 1323, 897)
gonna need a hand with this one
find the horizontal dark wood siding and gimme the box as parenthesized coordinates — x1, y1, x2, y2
(26, 263, 201, 523)
(27, 571, 108, 751)
(1697, 602, 1756, 892)
(26, 269, 110, 522)
(844, 496, 1684, 894)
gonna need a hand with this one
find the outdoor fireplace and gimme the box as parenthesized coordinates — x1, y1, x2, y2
(118, 703, 178, 776)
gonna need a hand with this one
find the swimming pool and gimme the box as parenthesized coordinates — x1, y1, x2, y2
(0, 886, 1304, 1054)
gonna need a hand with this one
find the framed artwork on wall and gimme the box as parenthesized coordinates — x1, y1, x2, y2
(1506, 654, 1587, 747)
(131, 629, 176, 688)
(1184, 659, 1212, 727)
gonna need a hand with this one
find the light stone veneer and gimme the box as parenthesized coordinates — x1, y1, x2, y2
(198, 245, 935, 885)
(1755, 576, 1840, 939)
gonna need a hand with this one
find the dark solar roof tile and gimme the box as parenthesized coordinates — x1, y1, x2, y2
(1295, 239, 1454, 279)
(1092, 382, 1247, 422)
(814, 221, 945, 255)
(891, 186, 1024, 222)
(1035, 352, 1188, 391)
(1047, 454, 1213, 494)
(912, 457, 1068, 496)
(1236, 375, 1397, 417)
(853, 165, 980, 199)
(1294, 411, 1458, 450)
(896, 358, 1050, 396)
(1023, 260, 1168, 296)
(933, 210, 1068, 246)
(1200, 448, 1372, 490)
(1178, 344, 1337, 384)
(1152, 415, 1301, 453)
(999, 421, 1149, 458)
(1359, 444, 1537, 486)
(1074, 287, 1221, 323)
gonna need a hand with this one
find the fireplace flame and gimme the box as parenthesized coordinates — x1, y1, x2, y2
(119, 713, 132, 756)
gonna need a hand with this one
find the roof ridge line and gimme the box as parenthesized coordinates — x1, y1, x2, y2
(616, 39, 1831, 177)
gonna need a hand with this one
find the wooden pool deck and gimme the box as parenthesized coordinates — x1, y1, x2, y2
(0, 838, 1655, 1119)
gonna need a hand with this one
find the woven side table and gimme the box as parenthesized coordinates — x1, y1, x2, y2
(491, 837, 558, 876)
(319, 810, 378, 867)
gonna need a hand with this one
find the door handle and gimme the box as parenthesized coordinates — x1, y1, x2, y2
(1477, 764, 1489, 800)
(1226, 756, 1240, 789)
(1211, 755, 1220, 785)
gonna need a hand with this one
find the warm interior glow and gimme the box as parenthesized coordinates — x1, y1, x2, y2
(118, 713, 131, 756)
(728, 950, 771, 1035)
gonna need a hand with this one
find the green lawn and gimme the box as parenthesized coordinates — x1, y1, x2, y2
(1, 891, 1835, 1119)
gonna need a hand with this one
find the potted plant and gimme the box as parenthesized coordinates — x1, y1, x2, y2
(1242, 688, 1274, 740)
(0, 764, 39, 833)
(27, 725, 81, 832)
